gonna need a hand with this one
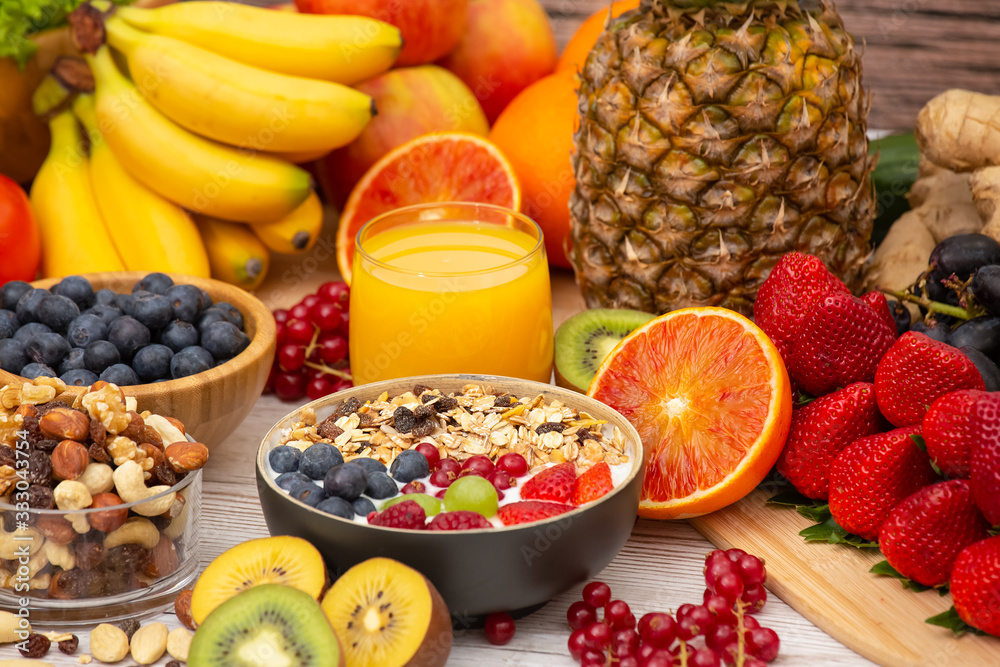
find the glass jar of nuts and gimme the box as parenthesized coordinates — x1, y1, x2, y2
(0, 378, 204, 624)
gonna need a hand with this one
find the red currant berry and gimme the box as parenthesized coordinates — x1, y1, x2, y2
(677, 616, 700, 640)
(743, 615, 760, 631)
(337, 309, 350, 336)
(566, 600, 598, 631)
(611, 628, 639, 656)
(725, 548, 747, 562)
(636, 643, 655, 662)
(737, 553, 767, 585)
(743, 658, 768, 667)
(497, 452, 529, 477)
(637, 612, 676, 649)
(332, 378, 353, 393)
(435, 458, 461, 475)
(579, 650, 606, 667)
(290, 303, 311, 321)
(705, 557, 737, 592)
(461, 455, 495, 477)
(644, 651, 675, 667)
(401, 481, 425, 494)
(715, 572, 745, 603)
(745, 627, 780, 662)
(568, 629, 589, 660)
(273, 371, 306, 401)
(273, 308, 290, 324)
(318, 281, 350, 308)
(705, 623, 736, 653)
(434, 488, 447, 499)
(582, 582, 612, 610)
(720, 642, 739, 665)
(489, 469, 514, 491)
(429, 469, 455, 488)
(414, 442, 441, 469)
(483, 612, 515, 646)
(703, 594, 737, 625)
(278, 344, 306, 372)
(275, 322, 288, 346)
(605, 600, 635, 630)
(742, 583, 767, 613)
(459, 468, 488, 479)
(676, 604, 696, 620)
(618, 657, 639, 667)
(286, 319, 314, 346)
(689, 646, 721, 667)
(300, 294, 322, 310)
(310, 302, 343, 332)
(583, 621, 611, 648)
(306, 376, 335, 401)
(319, 335, 348, 365)
(684, 605, 714, 635)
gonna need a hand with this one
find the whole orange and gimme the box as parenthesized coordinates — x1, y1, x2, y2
(489, 69, 578, 269)
(556, 0, 640, 73)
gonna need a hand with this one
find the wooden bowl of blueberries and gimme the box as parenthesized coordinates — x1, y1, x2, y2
(0, 271, 276, 448)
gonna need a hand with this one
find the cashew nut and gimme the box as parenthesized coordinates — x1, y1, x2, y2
(78, 462, 115, 496)
(0, 526, 43, 559)
(143, 414, 186, 446)
(28, 572, 50, 590)
(113, 461, 175, 517)
(24, 548, 48, 578)
(163, 489, 191, 540)
(68, 513, 90, 534)
(53, 480, 92, 511)
(104, 517, 160, 551)
(43, 541, 74, 570)
(0, 610, 30, 642)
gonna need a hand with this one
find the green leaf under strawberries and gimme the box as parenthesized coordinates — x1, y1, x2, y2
(910, 433, 945, 478)
(926, 606, 987, 637)
(768, 485, 877, 548)
(766, 487, 833, 522)
(870, 560, 948, 595)
(799, 517, 879, 548)
(794, 390, 816, 407)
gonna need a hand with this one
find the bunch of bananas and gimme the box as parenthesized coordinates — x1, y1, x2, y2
(29, 1, 402, 288)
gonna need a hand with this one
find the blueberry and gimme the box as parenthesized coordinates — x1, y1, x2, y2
(36, 294, 80, 333)
(132, 344, 174, 382)
(351, 497, 376, 517)
(128, 293, 172, 331)
(58, 348, 86, 374)
(0, 310, 17, 339)
(52, 276, 94, 309)
(25, 332, 70, 367)
(94, 289, 117, 306)
(0, 339, 28, 374)
(197, 310, 226, 333)
(0, 281, 32, 311)
(268, 446, 302, 474)
(389, 450, 430, 483)
(83, 340, 121, 374)
(112, 293, 132, 313)
(199, 288, 213, 309)
(61, 368, 98, 387)
(159, 320, 199, 353)
(363, 471, 399, 500)
(208, 302, 244, 330)
(13, 322, 51, 345)
(165, 284, 204, 323)
(347, 457, 387, 476)
(323, 463, 367, 500)
(15, 288, 50, 324)
(178, 345, 213, 368)
(288, 481, 327, 507)
(169, 347, 213, 379)
(298, 443, 344, 480)
(84, 304, 123, 327)
(99, 363, 139, 386)
(213, 357, 232, 368)
(201, 321, 246, 360)
(108, 316, 150, 361)
(67, 314, 108, 349)
(275, 471, 312, 492)
(21, 363, 56, 379)
(317, 496, 355, 519)
(133, 273, 174, 295)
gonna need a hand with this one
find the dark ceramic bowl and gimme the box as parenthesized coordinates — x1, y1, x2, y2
(256, 374, 643, 619)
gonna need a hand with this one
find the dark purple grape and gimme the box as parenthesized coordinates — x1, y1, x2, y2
(929, 234, 1000, 281)
(971, 265, 1000, 316)
(949, 316, 1000, 362)
(923, 276, 960, 307)
(887, 300, 911, 336)
(959, 346, 1000, 392)
(910, 320, 950, 344)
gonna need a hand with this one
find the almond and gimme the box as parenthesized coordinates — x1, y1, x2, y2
(87, 492, 128, 533)
(38, 407, 90, 442)
(35, 514, 77, 546)
(174, 590, 196, 630)
(145, 535, 179, 578)
(165, 417, 186, 435)
(164, 442, 209, 473)
(51, 440, 89, 481)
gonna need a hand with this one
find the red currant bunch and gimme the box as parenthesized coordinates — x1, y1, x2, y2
(265, 281, 353, 402)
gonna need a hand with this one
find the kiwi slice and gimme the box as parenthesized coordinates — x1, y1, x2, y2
(188, 584, 344, 667)
(191, 536, 328, 625)
(554, 308, 655, 392)
(321, 557, 451, 667)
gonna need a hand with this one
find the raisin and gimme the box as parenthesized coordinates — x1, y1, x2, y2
(411, 418, 436, 438)
(357, 412, 373, 428)
(1, 512, 15, 532)
(420, 393, 437, 404)
(578, 429, 600, 442)
(334, 396, 361, 418)
(413, 404, 435, 421)
(21, 414, 42, 445)
(0, 445, 14, 467)
(141, 425, 163, 449)
(26, 450, 52, 485)
(436, 396, 458, 411)
(494, 394, 513, 407)
(18, 633, 50, 658)
(35, 438, 60, 454)
(316, 418, 344, 441)
(393, 406, 415, 433)
(535, 422, 565, 435)
(89, 419, 107, 447)
(88, 441, 111, 464)
(166, 661, 183, 667)
(49, 569, 87, 600)
(58, 634, 79, 654)
(116, 618, 141, 640)
(149, 514, 172, 531)
(412, 384, 430, 397)
(75, 541, 105, 570)
(102, 570, 133, 596)
(105, 544, 150, 573)
(26, 484, 55, 510)
(153, 463, 178, 487)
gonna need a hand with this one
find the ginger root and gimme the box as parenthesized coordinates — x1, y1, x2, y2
(915, 90, 1000, 172)
(971, 166, 1000, 241)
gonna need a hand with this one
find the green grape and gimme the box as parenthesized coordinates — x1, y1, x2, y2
(382, 493, 441, 516)
(443, 476, 498, 518)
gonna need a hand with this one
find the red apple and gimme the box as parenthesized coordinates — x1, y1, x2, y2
(294, 0, 468, 66)
(316, 65, 489, 206)
(439, 0, 557, 123)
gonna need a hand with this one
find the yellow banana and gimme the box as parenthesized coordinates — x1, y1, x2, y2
(73, 94, 211, 278)
(29, 111, 125, 277)
(250, 190, 324, 255)
(196, 215, 271, 290)
(106, 19, 375, 154)
(268, 147, 334, 164)
(87, 46, 310, 223)
(114, 1, 402, 85)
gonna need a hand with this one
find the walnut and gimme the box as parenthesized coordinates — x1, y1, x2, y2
(106, 436, 148, 470)
(81, 384, 130, 435)
(0, 465, 17, 496)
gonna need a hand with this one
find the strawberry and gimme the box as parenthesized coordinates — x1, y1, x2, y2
(860, 291, 899, 337)
(753, 252, 850, 361)
(520, 462, 576, 503)
(951, 536, 1000, 636)
(497, 501, 576, 526)
(828, 426, 938, 541)
(923, 389, 988, 478)
(427, 511, 493, 531)
(878, 479, 990, 587)
(970, 393, 1000, 525)
(776, 383, 881, 499)
(786, 291, 896, 397)
(573, 461, 613, 505)
(874, 331, 986, 426)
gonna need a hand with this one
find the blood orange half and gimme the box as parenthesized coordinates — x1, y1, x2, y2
(336, 132, 521, 283)
(588, 307, 792, 519)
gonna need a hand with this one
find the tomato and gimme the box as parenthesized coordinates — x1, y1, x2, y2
(0, 174, 40, 286)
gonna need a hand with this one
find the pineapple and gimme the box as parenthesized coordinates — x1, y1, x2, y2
(569, 0, 875, 316)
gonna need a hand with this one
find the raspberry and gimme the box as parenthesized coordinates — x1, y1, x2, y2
(427, 511, 493, 531)
(367, 500, 426, 529)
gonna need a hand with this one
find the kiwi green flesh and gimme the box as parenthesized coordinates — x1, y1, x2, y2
(554, 309, 656, 392)
(188, 584, 342, 667)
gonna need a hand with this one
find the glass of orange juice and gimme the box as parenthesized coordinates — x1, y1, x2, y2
(349, 202, 553, 385)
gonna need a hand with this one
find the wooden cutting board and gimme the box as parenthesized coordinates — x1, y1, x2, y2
(690, 489, 1000, 667)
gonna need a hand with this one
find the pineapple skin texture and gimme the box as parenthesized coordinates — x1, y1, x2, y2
(569, 0, 875, 317)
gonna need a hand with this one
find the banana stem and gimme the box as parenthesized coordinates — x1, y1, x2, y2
(883, 289, 975, 321)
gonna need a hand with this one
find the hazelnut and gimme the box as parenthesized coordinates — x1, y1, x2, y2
(120, 411, 145, 441)
(87, 492, 128, 533)
(141, 425, 163, 450)
(174, 590, 196, 630)
(39, 407, 90, 442)
(15, 403, 37, 419)
(52, 440, 90, 481)
(35, 514, 77, 546)
(164, 442, 209, 473)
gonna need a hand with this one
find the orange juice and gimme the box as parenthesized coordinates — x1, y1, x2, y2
(349, 209, 553, 385)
